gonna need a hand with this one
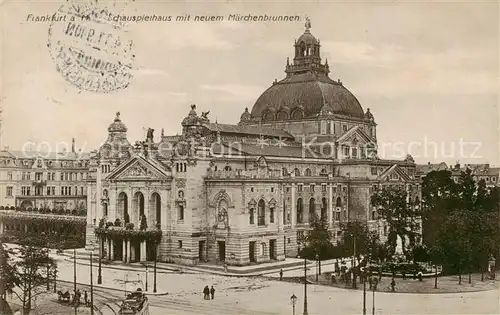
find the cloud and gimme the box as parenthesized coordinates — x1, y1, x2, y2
(200, 84, 265, 101)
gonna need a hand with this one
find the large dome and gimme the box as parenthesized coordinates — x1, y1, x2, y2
(249, 20, 365, 121)
(251, 72, 364, 120)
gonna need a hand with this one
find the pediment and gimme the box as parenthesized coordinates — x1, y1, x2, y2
(378, 164, 411, 182)
(106, 156, 170, 181)
(337, 126, 375, 146)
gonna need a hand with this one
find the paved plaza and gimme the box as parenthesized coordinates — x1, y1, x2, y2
(46, 251, 500, 315)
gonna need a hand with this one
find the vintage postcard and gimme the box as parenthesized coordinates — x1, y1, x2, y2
(0, 0, 498, 314)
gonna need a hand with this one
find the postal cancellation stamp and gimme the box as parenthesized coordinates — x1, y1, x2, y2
(47, 0, 135, 93)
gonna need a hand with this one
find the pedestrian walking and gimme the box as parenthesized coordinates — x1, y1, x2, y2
(84, 290, 88, 306)
(391, 278, 396, 292)
(203, 285, 210, 300)
(418, 271, 423, 282)
(223, 262, 228, 273)
(279, 269, 283, 281)
(210, 286, 215, 300)
(402, 271, 406, 280)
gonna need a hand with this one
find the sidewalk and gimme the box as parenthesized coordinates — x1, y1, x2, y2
(59, 248, 319, 277)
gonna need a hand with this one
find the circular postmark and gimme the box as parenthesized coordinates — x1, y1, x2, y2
(47, 0, 135, 93)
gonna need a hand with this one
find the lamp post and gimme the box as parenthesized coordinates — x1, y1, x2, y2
(46, 265, 50, 291)
(153, 243, 157, 293)
(73, 248, 77, 294)
(97, 237, 102, 284)
(362, 269, 366, 315)
(372, 277, 376, 315)
(352, 234, 357, 289)
(315, 254, 319, 282)
(145, 265, 148, 292)
(89, 245, 94, 315)
(434, 265, 438, 289)
(290, 293, 297, 315)
(303, 258, 308, 315)
(53, 269, 57, 293)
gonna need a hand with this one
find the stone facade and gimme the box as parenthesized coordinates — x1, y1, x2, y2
(84, 22, 422, 266)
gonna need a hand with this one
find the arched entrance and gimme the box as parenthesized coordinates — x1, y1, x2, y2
(118, 192, 129, 223)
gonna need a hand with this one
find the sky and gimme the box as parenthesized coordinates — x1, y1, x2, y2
(1, 0, 498, 165)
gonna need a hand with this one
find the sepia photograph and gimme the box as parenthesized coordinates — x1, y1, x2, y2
(0, 0, 498, 314)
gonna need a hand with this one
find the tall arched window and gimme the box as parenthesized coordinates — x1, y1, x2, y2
(133, 192, 145, 224)
(118, 192, 129, 223)
(305, 168, 312, 176)
(321, 197, 327, 221)
(297, 198, 303, 223)
(151, 192, 161, 226)
(257, 199, 266, 226)
(282, 168, 288, 176)
(309, 198, 316, 222)
(294, 168, 301, 176)
(335, 197, 342, 221)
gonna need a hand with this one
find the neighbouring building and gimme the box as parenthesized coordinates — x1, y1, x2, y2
(0, 141, 89, 247)
(85, 20, 422, 266)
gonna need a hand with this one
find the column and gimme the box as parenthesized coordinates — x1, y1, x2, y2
(140, 241, 146, 262)
(328, 183, 333, 227)
(127, 240, 132, 263)
(291, 184, 296, 228)
(0, 221, 3, 234)
(110, 239, 115, 261)
(123, 239, 127, 263)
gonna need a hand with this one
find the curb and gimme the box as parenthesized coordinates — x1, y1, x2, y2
(59, 253, 316, 278)
(56, 279, 170, 296)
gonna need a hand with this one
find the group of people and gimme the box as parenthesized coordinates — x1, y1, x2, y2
(203, 285, 216, 300)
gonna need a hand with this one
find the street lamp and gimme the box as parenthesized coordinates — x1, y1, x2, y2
(361, 268, 366, 315)
(315, 254, 319, 282)
(352, 234, 357, 289)
(53, 269, 57, 293)
(145, 265, 148, 292)
(290, 293, 297, 315)
(88, 244, 95, 315)
(303, 258, 308, 315)
(153, 243, 157, 293)
(73, 248, 77, 294)
(97, 237, 102, 285)
(434, 265, 438, 289)
(372, 276, 376, 315)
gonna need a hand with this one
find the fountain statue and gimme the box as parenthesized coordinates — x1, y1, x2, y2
(395, 235, 404, 255)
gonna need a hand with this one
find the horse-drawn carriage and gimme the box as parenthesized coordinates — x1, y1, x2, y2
(57, 290, 71, 303)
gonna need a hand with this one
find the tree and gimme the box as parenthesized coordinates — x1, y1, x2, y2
(336, 221, 378, 260)
(0, 238, 16, 299)
(298, 212, 335, 260)
(140, 214, 148, 231)
(371, 186, 421, 256)
(9, 236, 57, 314)
(421, 170, 458, 247)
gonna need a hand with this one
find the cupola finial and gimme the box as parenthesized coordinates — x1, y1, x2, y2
(305, 16, 311, 32)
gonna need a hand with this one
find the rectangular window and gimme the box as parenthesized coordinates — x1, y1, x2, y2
(310, 184, 315, 192)
(35, 172, 43, 180)
(21, 173, 25, 180)
(371, 167, 378, 175)
(335, 210, 341, 221)
(342, 125, 347, 132)
(26, 173, 31, 180)
(298, 184, 303, 192)
(51, 187, 55, 195)
(352, 148, 358, 158)
(271, 187, 274, 193)
(68, 187, 72, 195)
(60, 173, 64, 181)
(269, 207, 274, 223)
(343, 147, 350, 157)
(321, 184, 327, 192)
(46, 187, 51, 195)
(61, 187, 64, 195)
(178, 205, 184, 221)
(81, 187, 84, 195)
(6, 187, 12, 197)
(7, 172, 12, 180)
(178, 240, 183, 248)
(249, 208, 255, 224)
(65, 173, 69, 181)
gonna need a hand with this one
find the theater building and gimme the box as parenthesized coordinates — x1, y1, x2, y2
(85, 21, 421, 266)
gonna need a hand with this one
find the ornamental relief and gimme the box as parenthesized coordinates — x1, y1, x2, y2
(175, 178, 186, 188)
(121, 163, 155, 178)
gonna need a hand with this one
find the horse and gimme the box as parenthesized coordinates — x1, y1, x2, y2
(57, 290, 71, 303)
